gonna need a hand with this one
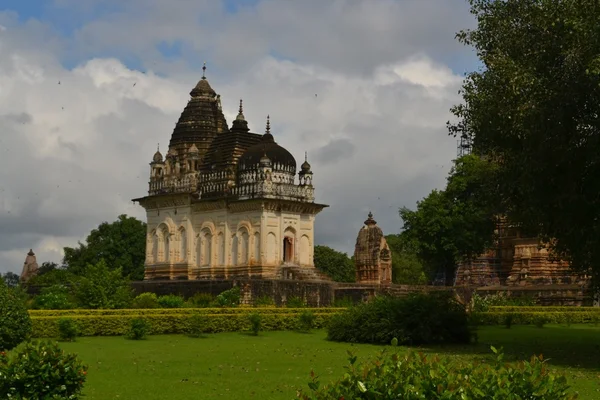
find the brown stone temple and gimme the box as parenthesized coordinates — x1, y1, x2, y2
(20, 249, 39, 283)
(454, 220, 585, 287)
(353, 212, 392, 284)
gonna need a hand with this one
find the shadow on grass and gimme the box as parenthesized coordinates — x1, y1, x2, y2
(417, 325, 600, 371)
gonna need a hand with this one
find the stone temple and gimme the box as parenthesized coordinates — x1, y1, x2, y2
(353, 212, 392, 284)
(133, 67, 328, 281)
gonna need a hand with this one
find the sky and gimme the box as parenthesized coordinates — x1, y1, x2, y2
(0, 0, 479, 274)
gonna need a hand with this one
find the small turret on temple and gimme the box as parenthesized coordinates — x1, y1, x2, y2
(354, 212, 392, 284)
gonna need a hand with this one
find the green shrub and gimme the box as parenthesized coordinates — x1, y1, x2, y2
(214, 287, 241, 307)
(504, 313, 514, 329)
(0, 340, 87, 399)
(327, 293, 472, 345)
(132, 292, 159, 308)
(30, 310, 338, 338)
(298, 347, 576, 400)
(331, 296, 354, 308)
(471, 292, 537, 312)
(126, 318, 150, 340)
(298, 310, 316, 333)
(33, 284, 76, 310)
(286, 296, 306, 308)
(534, 315, 548, 328)
(157, 294, 185, 308)
(57, 318, 79, 342)
(29, 307, 345, 317)
(72, 260, 133, 309)
(0, 282, 32, 351)
(187, 314, 207, 338)
(476, 311, 599, 325)
(187, 292, 214, 308)
(248, 313, 262, 336)
(254, 295, 275, 307)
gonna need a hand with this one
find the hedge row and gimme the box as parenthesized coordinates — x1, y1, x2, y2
(28, 307, 347, 317)
(488, 306, 600, 313)
(31, 313, 336, 338)
(475, 311, 600, 325)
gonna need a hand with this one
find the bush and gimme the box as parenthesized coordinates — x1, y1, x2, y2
(187, 292, 214, 308)
(331, 296, 354, 308)
(475, 311, 599, 325)
(72, 260, 132, 309)
(471, 292, 536, 312)
(157, 294, 185, 308)
(0, 340, 87, 399)
(214, 287, 241, 307)
(33, 284, 76, 310)
(126, 318, 150, 340)
(0, 282, 32, 351)
(187, 314, 207, 338)
(298, 310, 316, 333)
(327, 293, 472, 345)
(132, 292, 159, 309)
(248, 313, 262, 336)
(504, 313, 514, 329)
(254, 295, 275, 307)
(57, 318, 79, 342)
(298, 347, 576, 400)
(286, 296, 306, 308)
(534, 315, 548, 328)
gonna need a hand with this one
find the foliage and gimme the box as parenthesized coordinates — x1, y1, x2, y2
(400, 155, 500, 285)
(471, 292, 537, 312)
(0, 282, 32, 351)
(29, 310, 338, 338)
(450, 0, 600, 287)
(213, 286, 241, 307)
(313, 245, 355, 283)
(298, 310, 316, 333)
(476, 311, 600, 326)
(248, 313, 262, 336)
(57, 318, 79, 342)
(286, 296, 306, 308)
(187, 292, 214, 308)
(63, 214, 147, 280)
(1, 272, 20, 288)
(33, 284, 76, 310)
(253, 295, 275, 307)
(126, 318, 150, 340)
(299, 346, 576, 400)
(331, 296, 354, 308)
(504, 313, 514, 329)
(132, 292, 159, 309)
(71, 260, 133, 309)
(384, 234, 428, 285)
(28, 307, 345, 317)
(157, 294, 185, 308)
(28, 267, 76, 287)
(327, 293, 472, 345)
(187, 314, 207, 338)
(0, 340, 87, 399)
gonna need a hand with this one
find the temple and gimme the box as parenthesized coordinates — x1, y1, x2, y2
(133, 65, 328, 280)
(20, 249, 39, 283)
(353, 212, 392, 284)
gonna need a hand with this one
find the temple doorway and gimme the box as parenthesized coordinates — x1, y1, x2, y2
(283, 237, 294, 263)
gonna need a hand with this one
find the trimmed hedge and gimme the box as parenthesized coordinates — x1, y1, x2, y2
(488, 306, 600, 313)
(475, 311, 600, 325)
(28, 307, 346, 317)
(30, 312, 337, 338)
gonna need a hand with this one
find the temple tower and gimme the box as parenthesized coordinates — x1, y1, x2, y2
(353, 212, 392, 284)
(20, 249, 39, 283)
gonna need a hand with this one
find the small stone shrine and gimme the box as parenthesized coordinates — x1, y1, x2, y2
(353, 212, 392, 284)
(20, 249, 39, 283)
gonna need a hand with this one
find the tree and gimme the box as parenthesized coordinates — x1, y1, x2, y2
(71, 260, 132, 309)
(0, 280, 32, 351)
(449, 0, 600, 284)
(385, 234, 428, 285)
(63, 214, 147, 280)
(314, 245, 355, 283)
(1, 272, 20, 288)
(400, 155, 499, 285)
(37, 262, 59, 276)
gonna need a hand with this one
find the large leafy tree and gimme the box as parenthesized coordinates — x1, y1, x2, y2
(450, 0, 600, 283)
(1, 272, 20, 288)
(63, 214, 147, 280)
(314, 245, 355, 283)
(385, 234, 428, 285)
(400, 155, 499, 285)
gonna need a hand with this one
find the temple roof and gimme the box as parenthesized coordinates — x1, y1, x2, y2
(168, 65, 228, 150)
(238, 117, 297, 172)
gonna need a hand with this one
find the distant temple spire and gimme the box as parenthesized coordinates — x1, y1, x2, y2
(202, 62, 206, 79)
(266, 115, 271, 134)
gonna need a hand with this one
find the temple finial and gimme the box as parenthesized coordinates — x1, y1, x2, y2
(157, 143, 160, 152)
(305, 151, 308, 162)
(368, 211, 373, 219)
(266, 115, 271, 134)
(239, 99, 243, 114)
(202, 62, 206, 79)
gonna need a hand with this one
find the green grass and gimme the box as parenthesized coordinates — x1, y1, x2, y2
(57, 325, 600, 400)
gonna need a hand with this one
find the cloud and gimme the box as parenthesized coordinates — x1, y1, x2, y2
(0, 1, 472, 272)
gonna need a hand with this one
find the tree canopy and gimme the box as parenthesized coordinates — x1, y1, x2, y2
(63, 214, 146, 280)
(450, 0, 600, 283)
(400, 154, 499, 285)
(385, 234, 428, 285)
(313, 245, 355, 283)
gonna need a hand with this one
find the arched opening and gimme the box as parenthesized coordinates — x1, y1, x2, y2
(267, 232, 277, 264)
(253, 232, 260, 264)
(231, 235, 239, 266)
(203, 231, 212, 266)
(299, 235, 310, 265)
(152, 232, 158, 262)
(217, 233, 225, 265)
(179, 228, 187, 262)
(283, 237, 294, 263)
(240, 229, 249, 265)
(164, 233, 170, 262)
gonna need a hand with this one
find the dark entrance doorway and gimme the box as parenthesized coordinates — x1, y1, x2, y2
(283, 237, 294, 263)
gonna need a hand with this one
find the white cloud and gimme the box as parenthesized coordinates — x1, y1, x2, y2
(0, 1, 473, 272)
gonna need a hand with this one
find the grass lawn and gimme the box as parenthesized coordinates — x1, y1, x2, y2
(58, 325, 600, 400)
